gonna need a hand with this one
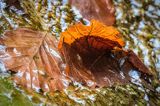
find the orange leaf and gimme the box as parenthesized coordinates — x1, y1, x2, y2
(58, 20, 124, 51)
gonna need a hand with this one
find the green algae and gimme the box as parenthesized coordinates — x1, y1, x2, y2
(0, 0, 160, 106)
(0, 77, 34, 106)
(0, 76, 159, 106)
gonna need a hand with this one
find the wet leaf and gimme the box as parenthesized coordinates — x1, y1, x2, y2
(0, 28, 68, 92)
(59, 20, 152, 87)
(5, 0, 21, 9)
(69, 0, 115, 25)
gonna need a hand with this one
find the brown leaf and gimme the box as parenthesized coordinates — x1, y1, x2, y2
(5, 0, 22, 10)
(69, 0, 115, 25)
(59, 20, 152, 87)
(0, 28, 69, 92)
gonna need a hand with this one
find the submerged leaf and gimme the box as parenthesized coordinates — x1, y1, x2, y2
(5, 0, 21, 9)
(0, 28, 69, 92)
(69, 0, 115, 25)
(58, 20, 152, 87)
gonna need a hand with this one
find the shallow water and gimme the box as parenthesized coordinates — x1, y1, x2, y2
(115, 0, 160, 77)
(0, 0, 160, 105)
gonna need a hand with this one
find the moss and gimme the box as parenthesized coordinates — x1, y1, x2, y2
(0, 77, 34, 106)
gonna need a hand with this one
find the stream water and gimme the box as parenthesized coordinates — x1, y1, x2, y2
(0, 0, 159, 105)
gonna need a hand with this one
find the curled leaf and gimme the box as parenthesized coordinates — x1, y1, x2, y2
(59, 20, 124, 50)
(59, 20, 152, 87)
